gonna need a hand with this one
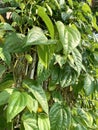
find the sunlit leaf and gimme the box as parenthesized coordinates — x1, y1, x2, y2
(26, 27, 56, 46)
(0, 47, 11, 65)
(56, 21, 81, 55)
(22, 112, 38, 130)
(26, 94, 38, 113)
(83, 74, 95, 96)
(82, 3, 91, 13)
(38, 6, 54, 38)
(7, 91, 27, 122)
(38, 113, 50, 130)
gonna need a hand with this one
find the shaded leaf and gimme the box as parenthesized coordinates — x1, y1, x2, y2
(4, 32, 26, 53)
(0, 80, 14, 91)
(77, 108, 93, 127)
(37, 60, 50, 83)
(0, 88, 14, 106)
(59, 66, 77, 87)
(50, 103, 71, 130)
(0, 64, 6, 78)
(23, 79, 48, 114)
(0, 23, 15, 31)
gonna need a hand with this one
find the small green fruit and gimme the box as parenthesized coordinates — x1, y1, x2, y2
(25, 54, 33, 64)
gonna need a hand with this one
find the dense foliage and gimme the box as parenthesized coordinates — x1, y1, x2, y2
(0, 0, 98, 129)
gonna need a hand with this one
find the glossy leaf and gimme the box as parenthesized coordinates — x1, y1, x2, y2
(26, 27, 47, 46)
(69, 48, 85, 75)
(59, 66, 77, 87)
(22, 112, 38, 130)
(56, 21, 81, 55)
(23, 79, 48, 114)
(38, 113, 50, 130)
(26, 26, 56, 46)
(7, 91, 27, 122)
(50, 103, 71, 130)
(38, 6, 54, 39)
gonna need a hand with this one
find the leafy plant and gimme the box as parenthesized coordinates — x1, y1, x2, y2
(0, 0, 98, 129)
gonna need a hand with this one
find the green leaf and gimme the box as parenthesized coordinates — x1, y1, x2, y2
(0, 64, 6, 78)
(92, 16, 98, 31)
(38, 44, 55, 68)
(37, 45, 49, 69)
(0, 23, 15, 31)
(49, 65, 60, 88)
(77, 108, 93, 127)
(7, 91, 27, 122)
(59, 66, 77, 87)
(82, 3, 91, 13)
(71, 124, 87, 130)
(83, 74, 94, 96)
(68, 0, 73, 7)
(0, 88, 14, 106)
(26, 27, 56, 46)
(54, 54, 66, 67)
(38, 113, 50, 130)
(69, 48, 85, 75)
(0, 47, 11, 65)
(22, 112, 38, 130)
(26, 94, 38, 113)
(38, 6, 54, 39)
(50, 103, 71, 130)
(56, 21, 81, 55)
(0, 80, 14, 91)
(26, 27, 47, 46)
(4, 32, 26, 53)
(23, 79, 48, 114)
(37, 60, 50, 83)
